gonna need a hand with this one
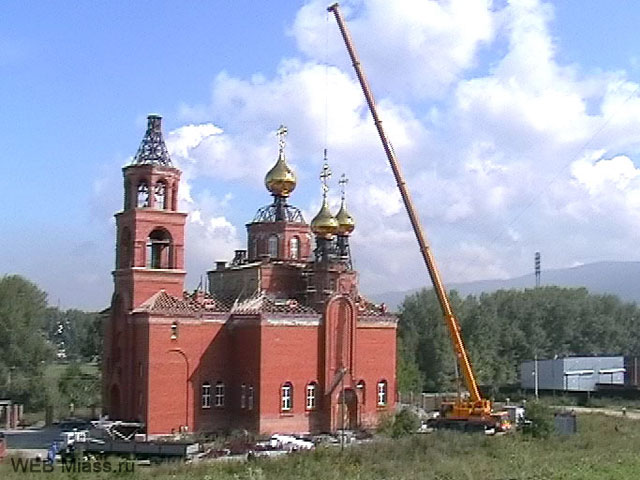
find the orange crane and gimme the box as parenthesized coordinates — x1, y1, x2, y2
(328, 3, 510, 432)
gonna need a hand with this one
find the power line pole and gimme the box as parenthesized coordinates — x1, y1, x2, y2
(535, 252, 541, 288)
(534, 354, 539, 400)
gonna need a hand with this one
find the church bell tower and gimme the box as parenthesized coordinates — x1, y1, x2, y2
(104, 114, 187, 421)
(113, 114, 187, 311)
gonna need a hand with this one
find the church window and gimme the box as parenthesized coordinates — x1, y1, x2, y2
(248, 386, 254, 410)
(170, 321, 178, 340)
(377, 380, 387, 406)
(240, 383, 246, 409)
(154, 181, 167, 209)
(146, 229, 173, 269)
(356, 380, 366, 405)
(201, 382, 211, 409)
(281, 382, 293, 412)
(290, 236, 300, 259)
(306, 382, 317, 410)
(137, 181, 150, 208)
(215, 381, 225, 407)
(268, 235, 278, 258)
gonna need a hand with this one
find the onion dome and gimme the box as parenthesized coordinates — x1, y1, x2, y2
(265, 151, 297, 197)
(311, 196, 339, 238)
(265, 125, 296, 197)
(336, 200, 355, 235)
(336, 173, 355, 235)
(311, 155, 339, 238)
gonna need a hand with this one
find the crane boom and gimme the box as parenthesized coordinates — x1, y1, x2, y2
(327, 3, 482, 404)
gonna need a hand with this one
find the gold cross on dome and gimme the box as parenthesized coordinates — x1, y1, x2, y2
(339, 173, 349, 199)
(320, 149, 332, 195)
(276, 125, 288, 152)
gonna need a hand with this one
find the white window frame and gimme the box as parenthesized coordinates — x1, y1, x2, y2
(306, 383, 316, 410)
(240, 383, 246, 409)
(201, 382, 211, 409)
(290, 236, 300, 259)
(377, 380, 387, 406)
(268, 235, 279, 258)
(356, 380, 366, 405)
(215, 381, 225, 408)
(248, 386, 254, 410)
(281, 383, 292, 412)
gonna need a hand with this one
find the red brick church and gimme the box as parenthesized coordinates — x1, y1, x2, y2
(103, 115, 397, 435)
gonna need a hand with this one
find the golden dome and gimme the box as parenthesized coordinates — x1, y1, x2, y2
(311, 197, 339, 238)
(336, 199, 355, 235)
(265, 151, 297, 197)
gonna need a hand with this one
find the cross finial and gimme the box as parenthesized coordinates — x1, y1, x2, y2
(276, 125, 288, 153)
(339, 173, 349, 200)
(320, 149, 332, 196)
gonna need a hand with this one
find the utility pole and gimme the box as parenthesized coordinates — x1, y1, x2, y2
(340, 374, 345, 451)
(535, 252, 541, 288)
(534, 355, 539, 400)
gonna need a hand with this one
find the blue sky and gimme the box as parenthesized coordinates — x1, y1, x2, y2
(2, 0, 640, 310)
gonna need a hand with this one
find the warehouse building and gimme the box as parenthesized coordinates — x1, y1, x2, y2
(520, 356, 625, 392)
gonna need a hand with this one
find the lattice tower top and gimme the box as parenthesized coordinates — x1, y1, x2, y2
(131, 114, 173, 167)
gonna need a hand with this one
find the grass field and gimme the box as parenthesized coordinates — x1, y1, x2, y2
(2, 413, 639, 479)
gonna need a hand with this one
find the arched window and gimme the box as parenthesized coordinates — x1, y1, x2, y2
(146, 229, 173, 269)
(306, 382, 317, 410)
(377, 380, 387, 406)
(215, 381, 225, 407)
(268, 235, 279, 258)
(137, 181, 150, 208)
(154, 181, 167, 209)
(119, 228, 132, 269)
(201, 382, 211, 409)
(281, 382, 293, 412)
(248, 386, 254, 410)
(240, 383, 246, 409)
(356, 380, 366, 405)
(290, 236, 300, 260)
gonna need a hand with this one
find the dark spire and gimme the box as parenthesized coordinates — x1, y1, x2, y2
(131, 114, 173, 166)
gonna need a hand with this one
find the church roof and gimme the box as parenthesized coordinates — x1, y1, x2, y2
(231, 291, 317, 315)
(130, 114, 173, 167)
(134, 290, 202, 315)
(355, 296, 397, 319)
(133, 289, 316, 317)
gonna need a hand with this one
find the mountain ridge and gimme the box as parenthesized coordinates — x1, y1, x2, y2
(369, 261, 640, 310)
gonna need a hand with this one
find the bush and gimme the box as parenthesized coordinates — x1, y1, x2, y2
(392, 408, 420, 438)
(378, 408, 420, 438)
(524, 401, 553, 438)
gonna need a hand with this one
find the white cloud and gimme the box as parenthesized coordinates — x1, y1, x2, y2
(292, 0, 496, 99)
(88, 0, 640, 303)
(572, 154, 640, 195)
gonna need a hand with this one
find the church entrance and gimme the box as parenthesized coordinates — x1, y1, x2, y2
(337, 388, 358, 430)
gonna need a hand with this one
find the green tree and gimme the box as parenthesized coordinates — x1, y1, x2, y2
(44, 308, 103, 362)
(58, 362, 101, 408)
(0, 275, 54, 408)
(398, 286, 640, 393)
(397, 337, 424, 394)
